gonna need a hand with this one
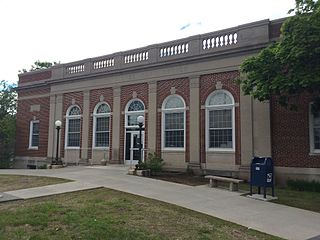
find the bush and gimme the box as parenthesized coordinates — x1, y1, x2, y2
(146, 153, 164, 175)
(135, 162, 148, 170)
(287, 179, 320, 192)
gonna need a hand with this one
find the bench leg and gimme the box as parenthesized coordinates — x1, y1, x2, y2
(229, 182, 237, 191)
(229, 183, 239, 191)
(209, 179, 213, 188)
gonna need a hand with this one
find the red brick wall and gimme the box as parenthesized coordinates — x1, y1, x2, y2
(120, 83, 149, 163)
(88, 88, 113, 160)
(15, 89, 50, 157)
(156, 78, 190, 162)
(17, 87, 50, 98)
(61, 92, 84, 158)
(271, 93, 320, 168)
(19, 71, 52, 84)
(199, 71, 241, 164)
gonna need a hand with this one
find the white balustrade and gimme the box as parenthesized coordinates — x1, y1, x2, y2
(160, 43, 189, 58)
(66, 64, 85, 74)
(93, 58, 114, 69)
(202, 33, 238, 50)
(124, 51, 149, 64)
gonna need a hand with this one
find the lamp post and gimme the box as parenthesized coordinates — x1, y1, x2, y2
(137, 115, 145, 165)
(54, 120, 62, 165)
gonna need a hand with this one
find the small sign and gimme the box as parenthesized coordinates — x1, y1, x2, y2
(255, 166, 260, 171)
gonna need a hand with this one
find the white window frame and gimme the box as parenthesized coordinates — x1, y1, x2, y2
(28, 120, 39, 150)
(93, 102, 111, 149)
(161, 94, 186, 151)
(205, 90, 235, 152)
(309, 103, 320, 154)
(125, 98, 145, 129)
(65, 105, 81, 149)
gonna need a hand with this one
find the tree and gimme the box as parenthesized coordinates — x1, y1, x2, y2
(238, 0, 320, 113)
(0, 80, 17, 168)
(19, 60, 59, 73)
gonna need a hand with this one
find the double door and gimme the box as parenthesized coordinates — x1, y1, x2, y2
(125, 130, 144, 166)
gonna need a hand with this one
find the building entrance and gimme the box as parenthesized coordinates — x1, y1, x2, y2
(125, 130, 144, 167)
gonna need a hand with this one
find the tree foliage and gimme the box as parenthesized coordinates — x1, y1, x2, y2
(0, 80, 17, 168)
(19, 60, 59, 73)
(238, 0, 320, 113)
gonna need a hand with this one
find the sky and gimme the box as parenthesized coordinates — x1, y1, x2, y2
(0, 0, 295, 84)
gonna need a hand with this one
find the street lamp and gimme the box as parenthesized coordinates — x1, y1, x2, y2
(54, 120, 62, 165)
(137, 115, 145, 165)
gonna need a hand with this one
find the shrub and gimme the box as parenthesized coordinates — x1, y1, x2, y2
(135, 162, 147, 170)
(287, 179, 320, 192)
(146, 152, 164, 175)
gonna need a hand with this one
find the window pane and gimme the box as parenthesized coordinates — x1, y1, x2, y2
(314, 114, 320, 127)
(165, 97, 184, 109)
(165, 130, 184, 148)
(68, 119, 81, 133)
(95, 132, 109, 147)
(69, 106, 81, 115)
(165, 112, 184, 130)
(96, 104, 110, 114)
(314, 128, 320, 150)
(127, 114, 139, 126)
(209, 92, 232, 106)
(209, 110, 232, 128)
(96, 117, 109, 132)
(32, 122, 39, 134)
(128, 100, 144, 111)
(31, 134, 39, 147)
(209, 129, 233, 148)
(68, 133, 80, 147)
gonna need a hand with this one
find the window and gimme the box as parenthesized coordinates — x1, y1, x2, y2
(310, 105, 320, 153)
(29, 120, 39, 149)
(66, 105, 81, 148)
(206, 90, 235, 151)
(125, 99, 145, 128)
(93, 103, 111, 148)
(162, 95, 185, 149)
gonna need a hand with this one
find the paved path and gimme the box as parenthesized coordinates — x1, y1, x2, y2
(1, 166, 320, 240)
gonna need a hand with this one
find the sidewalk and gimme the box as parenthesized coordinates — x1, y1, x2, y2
(1, 166, 320, 240)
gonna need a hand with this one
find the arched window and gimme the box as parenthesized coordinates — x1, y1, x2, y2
(162, 95, 186, 149)
(206, 90, 235, 151)
(93, 103, 111, 148)
(66, 105, 81, 148)
(125, 99, 145, 127)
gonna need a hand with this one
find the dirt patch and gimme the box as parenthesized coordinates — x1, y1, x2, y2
(151, 172, 208, 186)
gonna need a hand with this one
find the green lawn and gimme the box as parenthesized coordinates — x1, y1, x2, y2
(0, 175, 71, 192)
(0, 188, 282, 240)
(238, 183, 320, 213)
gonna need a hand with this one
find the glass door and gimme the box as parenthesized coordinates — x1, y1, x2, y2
(125, 131, 144, 166)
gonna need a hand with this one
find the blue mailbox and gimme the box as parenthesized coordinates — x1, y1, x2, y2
(250, 157, 275, 198)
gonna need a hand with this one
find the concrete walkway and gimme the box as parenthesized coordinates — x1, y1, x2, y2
(0, 166, 320, 240)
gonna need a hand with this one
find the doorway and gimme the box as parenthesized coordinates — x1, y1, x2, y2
(125, 131, 144, 166)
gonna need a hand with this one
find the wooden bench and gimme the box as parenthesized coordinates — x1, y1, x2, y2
(205, 175, 244, 191)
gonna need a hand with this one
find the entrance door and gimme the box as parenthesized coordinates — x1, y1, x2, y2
(125, 131, 144, 166)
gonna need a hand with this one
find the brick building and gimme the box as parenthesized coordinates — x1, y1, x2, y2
(15, 18, 320, 183)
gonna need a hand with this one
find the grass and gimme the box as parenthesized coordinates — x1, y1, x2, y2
(0, 175, 71, 192)
(236, 183, 320, 213)
(0, 188, 282, 240)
